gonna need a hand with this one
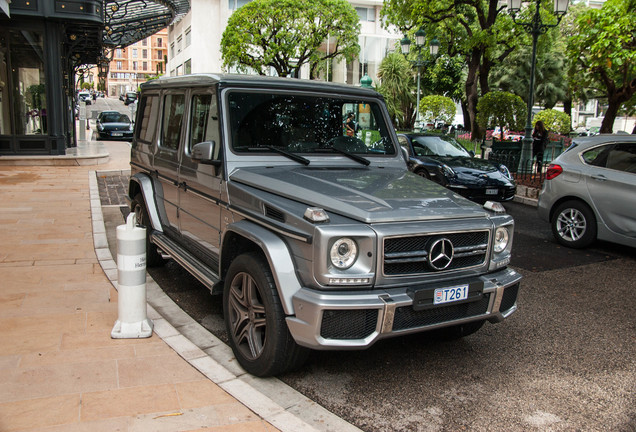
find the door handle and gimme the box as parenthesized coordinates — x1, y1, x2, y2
(591, 174, 607, 181)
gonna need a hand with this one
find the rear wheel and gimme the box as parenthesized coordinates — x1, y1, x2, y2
(551, 200, 597, 248)
(131, 193, 165, 267)
(223, 252, 308, 377)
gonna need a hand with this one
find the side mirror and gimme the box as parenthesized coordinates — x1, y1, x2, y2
(192, 141, 220, 165)
(468, 150, 475, 158)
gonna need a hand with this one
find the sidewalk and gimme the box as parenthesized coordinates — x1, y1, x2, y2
(0, 134, 355, 431)
(0, 141, 278, 431)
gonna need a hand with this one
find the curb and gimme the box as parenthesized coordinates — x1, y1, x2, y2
(89, 170, 362, 432)
(513, 184, 539, 207)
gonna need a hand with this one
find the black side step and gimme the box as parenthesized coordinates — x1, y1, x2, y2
(150, 231, 221, 293)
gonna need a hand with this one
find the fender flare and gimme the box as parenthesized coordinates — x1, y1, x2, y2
(223, 220, 302, 315)
(129, 173, 163, 232)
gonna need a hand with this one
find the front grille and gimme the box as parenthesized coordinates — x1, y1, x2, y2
(393, 294, 491, 331)
(320, 309, 379, 340)
(499, 283, 519, 313)
(384, 231, 489, 275)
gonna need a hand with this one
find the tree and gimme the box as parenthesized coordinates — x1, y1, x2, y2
(476, 91, 526, 136)
(567, 0, 636, 133)
(490, 40, 568, 110)
(533, 109, 571, 135)
(377, 52, 415, 130)
(381, 0, 524, 140)
(221, 0, 360, 78)
(419, 95, 456, 126)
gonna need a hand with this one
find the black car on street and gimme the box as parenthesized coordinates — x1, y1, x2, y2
(96, 111, 134, 141)
(398, 133, 516, 203)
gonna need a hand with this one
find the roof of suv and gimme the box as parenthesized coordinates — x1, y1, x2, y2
(572, 133, 636, 149)
(140, 73, 382, 98)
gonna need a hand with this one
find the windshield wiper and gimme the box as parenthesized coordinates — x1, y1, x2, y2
(236, 146, 310, 165)
(265, 146, 310, 165)
(324, 146, 370, 166)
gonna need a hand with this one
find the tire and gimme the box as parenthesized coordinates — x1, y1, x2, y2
(415, 169, 430, 180)
(551, 200, 597, 249)
(223, 252, 309, 377)
(131, 193, 165, 267)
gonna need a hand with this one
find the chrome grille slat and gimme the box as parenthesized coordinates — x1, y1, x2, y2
(383, 230, 490, 276)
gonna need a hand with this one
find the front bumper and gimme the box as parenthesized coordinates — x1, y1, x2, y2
(286, 267, 521, 349)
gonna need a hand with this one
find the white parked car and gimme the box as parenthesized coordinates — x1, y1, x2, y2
(538, 134, 636, 248)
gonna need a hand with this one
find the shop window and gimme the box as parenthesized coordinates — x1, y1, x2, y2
(6, 29, 47, 135)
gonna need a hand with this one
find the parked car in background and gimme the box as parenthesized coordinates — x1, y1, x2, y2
(124, 92, 137, 106)
(398, 133, 516, 203)
(538, 134, 636, 248)
(78, 91, 91, 105)
(96, 111, 134, 141)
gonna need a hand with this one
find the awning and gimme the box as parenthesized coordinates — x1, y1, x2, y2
(103, 0, 190, 47)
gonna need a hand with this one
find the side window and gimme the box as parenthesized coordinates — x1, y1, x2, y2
(582, 145, 611, 167)
(161, 93, 185, 151)
(606, 143, 636, 173)
(189, 93, 220, 153)
(136, 94, 159, 143)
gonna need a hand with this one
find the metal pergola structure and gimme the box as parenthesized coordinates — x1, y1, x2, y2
(103, 0, 190, 48)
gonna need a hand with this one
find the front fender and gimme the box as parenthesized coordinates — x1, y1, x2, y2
(223, 220, 302, 315)
(129, 173, 163, 232)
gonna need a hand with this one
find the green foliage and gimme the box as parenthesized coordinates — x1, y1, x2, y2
(377, 51, 414, 129)
(81, 82, 93, 90)
(419, 95, 455, 125)
(567, 0, 636, 132)
(476, 91, 526, 133)
(221, 0, 360, 77)
(533, 109, 571, 134)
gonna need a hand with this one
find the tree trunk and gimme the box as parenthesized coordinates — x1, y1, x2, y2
(600, 97, 620, 134)
(466, 51, 482, 141)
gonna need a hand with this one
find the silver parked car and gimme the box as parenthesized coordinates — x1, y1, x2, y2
(538, 134, 636, 249)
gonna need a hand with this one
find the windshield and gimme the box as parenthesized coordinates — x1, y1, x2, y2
(100, 113, 130, 123)
(227, 91, 395, 156)
(411, 135, 470, 157)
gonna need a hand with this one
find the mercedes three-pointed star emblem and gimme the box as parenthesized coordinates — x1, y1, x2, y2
(428, 238, 454, 270)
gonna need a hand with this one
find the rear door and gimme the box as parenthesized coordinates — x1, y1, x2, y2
(584, 142, 636, 238)
(177, 90, 223, 268)
(153, 91, 186, 237)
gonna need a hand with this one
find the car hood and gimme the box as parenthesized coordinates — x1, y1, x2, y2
(431, 156, 514, 186)
(229, 166, 488, 223)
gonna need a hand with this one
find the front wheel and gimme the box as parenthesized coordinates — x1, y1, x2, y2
(223, 252, 308, 377)
(551, 200, 597, 249)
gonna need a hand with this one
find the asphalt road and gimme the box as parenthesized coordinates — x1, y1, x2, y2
(98, 147, 635, 431)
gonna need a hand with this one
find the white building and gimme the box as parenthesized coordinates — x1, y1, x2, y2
(166, 0, 401, 85)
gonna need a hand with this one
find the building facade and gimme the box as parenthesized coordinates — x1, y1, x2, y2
(107, 29, 168, 97)
(166, 0, 401, 86)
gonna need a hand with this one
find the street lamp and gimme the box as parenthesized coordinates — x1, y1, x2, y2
(401, 28, 439, 131)
(507, 0, 569, 173)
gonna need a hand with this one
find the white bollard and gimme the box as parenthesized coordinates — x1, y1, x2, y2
(111, 213, 153, 339)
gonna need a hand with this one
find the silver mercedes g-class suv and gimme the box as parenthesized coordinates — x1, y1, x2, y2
(128, 74, 521, 376)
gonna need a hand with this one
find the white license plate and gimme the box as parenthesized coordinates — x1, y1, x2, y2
(112, 132, 123, 137)
(485, 188, 498, 195)
(434, 284, 469, 305)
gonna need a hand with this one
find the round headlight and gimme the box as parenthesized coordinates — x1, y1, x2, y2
(330, 238, 358, 269)
(494, 227, 510, 253)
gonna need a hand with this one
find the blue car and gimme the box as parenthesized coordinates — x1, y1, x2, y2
(398, 133, 516, 203)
